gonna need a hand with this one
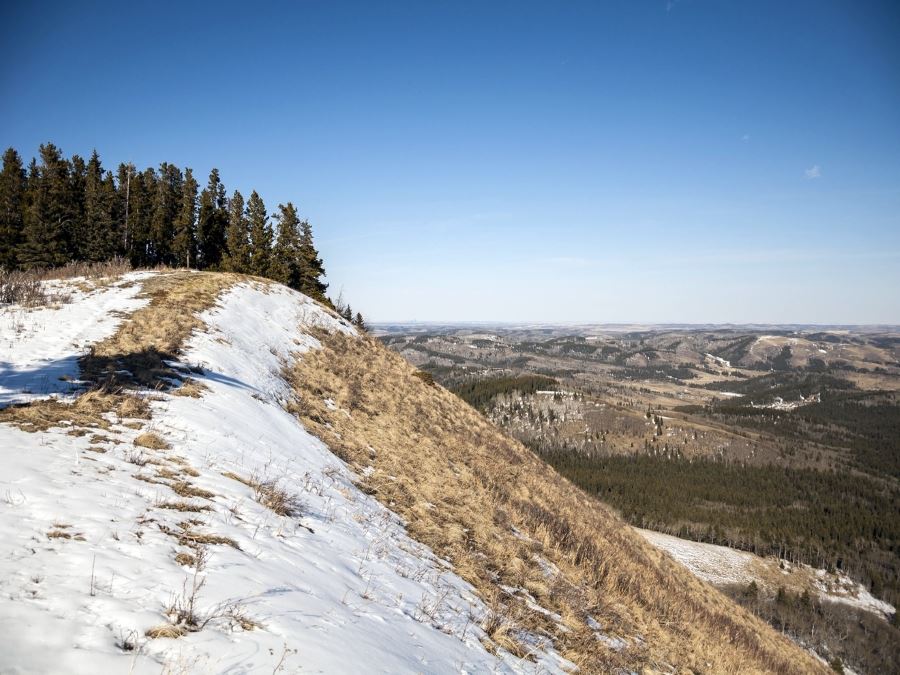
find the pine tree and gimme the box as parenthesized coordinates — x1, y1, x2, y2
(223, 190, 250, 272)
(173, 168, 198, 267)
(270, 202, 302, 288)
(197, 169, 227, 269)
(354, 311, 367, 332)
(0, 148, 26, 269)
(20, 143, 75, 268)
(246, 190, 271, 277)
(297, 219, 328, 301)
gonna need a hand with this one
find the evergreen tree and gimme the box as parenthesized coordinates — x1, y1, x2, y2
(68, 154, 87, 259)
(246, 190, 271, 277)
(270, 202, 302, 288)
(150, 162, 182, 265)
(297, 219, 328, 301)
(83, 151, 118, 261)
(127, 168, 156, 267)
(223, 190, 250, 272)
(354, 312, 367, 332)
(173, 168, 198, 267)
(0, 148, 26, 269)
(197, 168, 227, 269)
(20, 143, 74, 268)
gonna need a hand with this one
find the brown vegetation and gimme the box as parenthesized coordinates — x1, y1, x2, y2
(286, 329, 826, 674)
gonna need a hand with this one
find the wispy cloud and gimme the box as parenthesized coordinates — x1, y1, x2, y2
(805, 164, 822, 179)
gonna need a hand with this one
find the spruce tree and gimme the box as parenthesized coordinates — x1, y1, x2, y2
(297, 219, 328, 301)
(68, 154, 87, 259)
(270, 202, 302, 288)
(246, 190, 271, 277)
(127, 168, 156, 267)
(173, 168, 198, 268)
(354, 312, 367, 332)
(0, 148, 26, 269)
(223, 190, 250, 272)
(149, 163, 182, 265)
(83, 151, 118, 261)
(20, 143, 74, 268)
(197, 169, 227, 269)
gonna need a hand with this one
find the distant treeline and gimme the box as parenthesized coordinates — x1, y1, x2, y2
(451, 375, 558, 411)
(0, 143, 331, 303)
(536, 449, 900, 610)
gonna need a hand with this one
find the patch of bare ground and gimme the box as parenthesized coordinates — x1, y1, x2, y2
(285, 329, 826, 674)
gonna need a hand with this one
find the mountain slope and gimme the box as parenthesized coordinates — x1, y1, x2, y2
(0, 271, 825, 674)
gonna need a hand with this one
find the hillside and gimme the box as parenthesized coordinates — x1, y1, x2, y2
(0, 270, 825, 673)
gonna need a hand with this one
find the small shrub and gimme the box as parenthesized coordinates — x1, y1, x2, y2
(413, 370, 436, 387)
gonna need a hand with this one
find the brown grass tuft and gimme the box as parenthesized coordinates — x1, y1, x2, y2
(133, 432, 169, 450)
(170, 481, 215, 500)
(145, 624, 186, 639)
(174, 551, 197, 567)
(222, 471, 302, 517)
(285, 329, 826, 674)
(172, 378, 209, 398)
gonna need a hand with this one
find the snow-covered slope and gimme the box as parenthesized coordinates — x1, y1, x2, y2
(0, 276, 568, 674)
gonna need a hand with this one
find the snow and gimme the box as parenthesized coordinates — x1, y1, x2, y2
(0, 277, 570, 674)
(0, 273, 152, 407)
(637, 528, 895, 619)
(636, 528, 755, 586)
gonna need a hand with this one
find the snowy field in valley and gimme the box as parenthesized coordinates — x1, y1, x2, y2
(636, 528, 895, 619)
(0, 276, 570, 674)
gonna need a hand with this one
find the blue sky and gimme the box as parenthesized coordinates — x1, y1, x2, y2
(2, 1, 899, 323)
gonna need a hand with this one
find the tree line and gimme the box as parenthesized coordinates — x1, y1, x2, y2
(535, 448, 900, 610)
(0, 142, 365, 324)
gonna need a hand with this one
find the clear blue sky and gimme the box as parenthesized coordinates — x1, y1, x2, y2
(2, 1, 899, 323)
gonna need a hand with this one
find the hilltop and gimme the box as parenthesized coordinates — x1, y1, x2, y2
(0, 270, 825, 673)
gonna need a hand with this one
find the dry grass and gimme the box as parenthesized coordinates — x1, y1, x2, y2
(156, 500, 210, 513)
(222, 470, 303, 517)
(0, 391, 149, 432)
(174, 552, 197, 567)
(145, 624, 186, 639)
(134, 432, 169, 450)
(79, 271, 241, 390)
(285, 329, 827, 674)
(170, 481, 216, 500)
(172, 378, 209, 398)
